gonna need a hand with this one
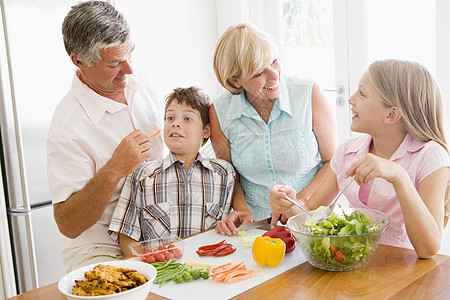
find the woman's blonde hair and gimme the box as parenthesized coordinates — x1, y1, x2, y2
(368, 59, 449, 227)
(213, 22, 277, 95)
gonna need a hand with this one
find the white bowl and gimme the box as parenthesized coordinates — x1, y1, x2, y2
(58, 260, 157, 300)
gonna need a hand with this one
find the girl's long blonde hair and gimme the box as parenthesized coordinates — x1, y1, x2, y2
(368, 59, 449, 227)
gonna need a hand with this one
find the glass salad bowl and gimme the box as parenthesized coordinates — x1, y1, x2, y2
(286, 207, 390, 271)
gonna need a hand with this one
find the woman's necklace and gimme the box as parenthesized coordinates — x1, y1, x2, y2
(255, 100, 275, 123)
(246, 93, 276, 122)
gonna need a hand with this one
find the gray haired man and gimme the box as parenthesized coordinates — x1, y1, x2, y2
(47, 1, 164, 272)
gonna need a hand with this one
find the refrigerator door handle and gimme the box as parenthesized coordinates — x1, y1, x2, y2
(7, 207, 32, 215)
(7, 200, 53, 214)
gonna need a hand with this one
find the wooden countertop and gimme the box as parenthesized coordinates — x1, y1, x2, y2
(9, 244, 449, 300)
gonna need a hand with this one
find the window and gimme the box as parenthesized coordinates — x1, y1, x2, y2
(282, 0, 335, 93)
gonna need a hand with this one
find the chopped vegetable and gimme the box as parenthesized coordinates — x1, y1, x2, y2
(151, 260, 210, 287)
(197, 240, 226, 251)
(236, 230, 246, 236)
(184, 261, 215, 268)
(262, 226, 297, 254)
(209, 262, 260, 283)
(239, 233, 259, 248)
(149, 129, 161, 137)
(152, 260, 185, 287)
(196, 240, 236, 257)
(252, 236, 286, 267)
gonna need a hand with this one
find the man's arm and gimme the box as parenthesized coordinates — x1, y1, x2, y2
(53, 129, 151, 239)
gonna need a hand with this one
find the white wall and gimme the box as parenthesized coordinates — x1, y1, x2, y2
(115, 0, 221, 100)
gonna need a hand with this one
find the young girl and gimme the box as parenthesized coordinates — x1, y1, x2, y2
(269, 59, 450, 258)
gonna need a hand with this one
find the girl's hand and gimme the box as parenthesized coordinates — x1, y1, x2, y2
(268, 185, 297, 214)
(345, 153, 404, 185)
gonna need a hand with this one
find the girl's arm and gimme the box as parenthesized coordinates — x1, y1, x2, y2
(346, 153, 448, 258)
(209, 105, 253, 235)
(295, 84, 337, 202)
(393, 167, 447, 258)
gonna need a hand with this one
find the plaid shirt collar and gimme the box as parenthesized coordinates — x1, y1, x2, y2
(163, 151, 216, 171)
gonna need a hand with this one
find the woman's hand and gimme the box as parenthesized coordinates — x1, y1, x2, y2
(268, 185, 298, 215)
(268, 211, 289, 228)
(215, 209, 253, 236)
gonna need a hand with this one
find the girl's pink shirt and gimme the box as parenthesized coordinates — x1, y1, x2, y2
(331, 133, 450, 249)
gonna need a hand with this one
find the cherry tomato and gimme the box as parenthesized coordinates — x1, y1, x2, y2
(167, 244, 176, 254)
(145, 254, 156, 264)
(161, 250, 170, 258)
(154, 252, 165, 262)
(329, 246, 338, 255)
(333, 250, 344, 263)
(158, 245, 166, 251)
(143, 248, 153, 254)
(164, 251, 174, 260)
(174, 248, 183, 259)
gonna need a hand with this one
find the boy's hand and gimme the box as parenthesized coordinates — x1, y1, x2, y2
(215, 209, 253, 236)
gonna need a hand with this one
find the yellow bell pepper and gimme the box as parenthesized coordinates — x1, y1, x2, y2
(252, 236, 286, 267)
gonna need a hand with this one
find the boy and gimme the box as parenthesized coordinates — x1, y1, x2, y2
(109, 87, 236, 256)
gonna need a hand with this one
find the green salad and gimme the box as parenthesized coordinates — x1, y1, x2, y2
(301, 209, 387, 270)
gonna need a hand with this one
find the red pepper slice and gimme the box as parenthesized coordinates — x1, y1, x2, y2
(196, 240, 237, 257)
(197, 240, 226, 251)
(209, 244, 231, 255)
(196, 248, 216, 256)
(197, 244, 230, 256)
(214, 246, 237, 256)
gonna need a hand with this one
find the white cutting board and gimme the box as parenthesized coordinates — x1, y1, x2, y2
(148, 228, 307, 300)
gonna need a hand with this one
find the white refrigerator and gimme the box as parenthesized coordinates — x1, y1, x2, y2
(0, 0, 77, 297)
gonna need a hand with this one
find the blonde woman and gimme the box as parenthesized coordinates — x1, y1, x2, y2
(210, 22, 337, 234)
(269, 59, 450, 258)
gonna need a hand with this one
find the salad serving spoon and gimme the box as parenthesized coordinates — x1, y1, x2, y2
(313, 176, 355, 223)
(284, 195, 313, 216)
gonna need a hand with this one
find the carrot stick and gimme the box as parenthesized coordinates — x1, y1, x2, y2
(211, 262, 232, 273)
(211, 261, 244, 274)
(149, 130, 161, 137)
(209, 262, 259, 283)
(225, 269, 260, 283)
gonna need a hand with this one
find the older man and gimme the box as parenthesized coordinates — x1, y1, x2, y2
(47, 1, 165, 272)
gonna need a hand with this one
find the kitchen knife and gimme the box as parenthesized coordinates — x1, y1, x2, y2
(237, 217, 273, 231)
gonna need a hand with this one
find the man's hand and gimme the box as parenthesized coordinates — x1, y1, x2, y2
(54, 129, 153, 239)
(106, 129, 152, 178)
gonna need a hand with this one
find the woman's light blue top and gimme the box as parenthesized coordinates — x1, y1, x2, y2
(213, 76, 322, 220)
